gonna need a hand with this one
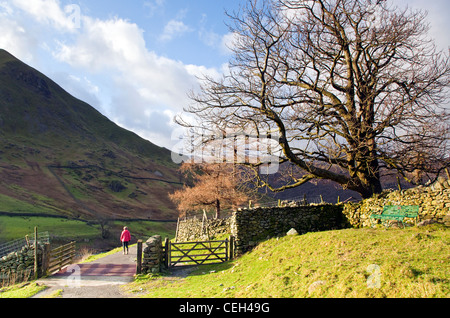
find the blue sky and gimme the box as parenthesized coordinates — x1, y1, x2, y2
(0, 0, 449, 150)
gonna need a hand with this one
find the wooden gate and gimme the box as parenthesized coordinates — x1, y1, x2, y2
(165, 237, 234, 268)
(43, 241, 76, 275)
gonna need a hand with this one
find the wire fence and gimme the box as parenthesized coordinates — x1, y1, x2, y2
(260, 194, 359, 207)
(183, 194, 360, 220)
(258, 195, 328, 207)
(0, 231, 50, 258)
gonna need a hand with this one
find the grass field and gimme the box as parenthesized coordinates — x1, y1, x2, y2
(123, 224, 449, 298)
(0, 215, 99, 242)
(0, 215, 176, 251)
(0, 282, 47, 298)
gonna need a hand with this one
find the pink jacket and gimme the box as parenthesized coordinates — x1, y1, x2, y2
(120, 230, 131, 242)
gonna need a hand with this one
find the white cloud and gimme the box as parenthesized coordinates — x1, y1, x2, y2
(198, 14, 220, 48)
(11, 0, 80, 32)
(54, 16, 149, 71)
(51, 13, 219, 148)
(159, 19, 193, 42)
(0, 1, 13, 15)
(144, 0, 165, 16)
(197, 14, 237, 57)
(0, 17, 36, 63)
(185, 64, 221, 81)
(220, 32, 240, 55)
(0, 2, 39, 62)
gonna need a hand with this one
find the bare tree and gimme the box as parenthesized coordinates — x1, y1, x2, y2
(178, 0, 450, 198)
(169, 163, 251, 218)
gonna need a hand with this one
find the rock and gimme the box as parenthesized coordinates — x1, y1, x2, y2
(443, 214, 450, 226)
(417, 219, 437, 227)
(286, 228, 299, 236)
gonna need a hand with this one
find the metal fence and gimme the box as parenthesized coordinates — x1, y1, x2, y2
(0, 231, 50, 258)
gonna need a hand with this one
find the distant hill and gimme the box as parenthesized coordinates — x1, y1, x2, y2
(258, 160, 415, 204)
(0, 49, 181, 221)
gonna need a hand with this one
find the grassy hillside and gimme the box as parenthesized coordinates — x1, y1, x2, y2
(123, 224, 449, 298)
(0, 49, 182, 232)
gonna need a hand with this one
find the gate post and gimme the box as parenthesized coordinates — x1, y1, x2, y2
(225, 238, 229, 261)
(136, 240, 143, 275)
(41, 243, 51, 277)
(229, 236, 234, 261)
(165, 238, 171, 268)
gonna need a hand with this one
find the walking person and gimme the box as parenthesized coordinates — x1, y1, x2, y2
(120, 226, 131, 254)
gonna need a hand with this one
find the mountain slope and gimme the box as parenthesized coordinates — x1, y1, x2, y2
(0, 49, 181, 221)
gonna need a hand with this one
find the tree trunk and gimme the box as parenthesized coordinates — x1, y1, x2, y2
(215, 199, 221, 219)
(355, 175, 383, 199)
(353, 156, 382, 199)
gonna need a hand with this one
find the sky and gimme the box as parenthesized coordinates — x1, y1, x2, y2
(0, 0, 449, 151)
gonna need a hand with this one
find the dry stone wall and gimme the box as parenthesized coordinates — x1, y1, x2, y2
(176, 217, 232, 242)
(231, 205, 346, 254)
(343, 179, 450, 228)
(142, 235, 163, 274)
(0, 244, 43, 283)
(176, 205, 348, 255)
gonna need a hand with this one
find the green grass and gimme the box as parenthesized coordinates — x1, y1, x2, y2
(123, 224, 449, 298)
(0, 215, 100, 242)
(0, 193, 58, 215)
(0, 216, 176, 246)
(80, 246, 125, 263)
(0, 282, 47, 298)
(118, 220, 176, 240)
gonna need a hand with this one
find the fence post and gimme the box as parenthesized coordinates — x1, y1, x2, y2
(175, 217, 180, 242)
(136, 240, 142, 275)
(34, 227, 38, 280)
(229, 235, 234, 261)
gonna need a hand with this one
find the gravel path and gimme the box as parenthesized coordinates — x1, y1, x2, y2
(32, 244, 199, 298)
(33, 245, 138, 298)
